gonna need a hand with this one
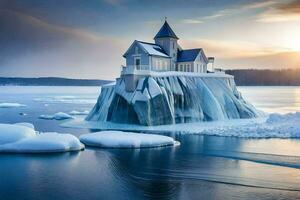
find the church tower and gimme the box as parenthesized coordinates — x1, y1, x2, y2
(154, 20, 179, 71)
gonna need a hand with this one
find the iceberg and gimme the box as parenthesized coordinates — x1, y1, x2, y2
(86, 74, 261, 126)
(0, 123, 84, 153)
(80, 131, 179, 148)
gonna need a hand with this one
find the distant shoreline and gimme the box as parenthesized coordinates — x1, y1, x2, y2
(1, 69, 300, 86)
(226, 69, 300, 86)
(0, 77, 112, 86)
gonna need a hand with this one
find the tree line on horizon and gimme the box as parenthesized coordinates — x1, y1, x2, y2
(226, 69, 300, 86)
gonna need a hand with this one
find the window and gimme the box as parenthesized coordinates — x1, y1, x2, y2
(158, 60, 161, 70)
(164, 61, 167, 70)
(135, 47, 139, 54)
(135, 58, 141, 70)
(172, 42, 175, 49)
(186, 64, 190, 72)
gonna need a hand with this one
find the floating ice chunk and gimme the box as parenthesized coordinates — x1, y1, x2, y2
(0, 103, 26, 108)
(69, 110, 89, 115)
(80, 131, 179, 148)
(39, 112, 73, 120)
(0, 133, 84, 153)
(39, 115, 55, 120)
(0, 123, 36, 145)
(53, 112, 74, 120)
(0, 123, 84, 153)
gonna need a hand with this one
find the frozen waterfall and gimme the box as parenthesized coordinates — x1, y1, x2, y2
(86, 74, 261, 126)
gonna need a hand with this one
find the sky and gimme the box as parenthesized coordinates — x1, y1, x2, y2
(0, 0, 300, 80)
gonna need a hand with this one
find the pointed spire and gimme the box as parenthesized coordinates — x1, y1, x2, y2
(154, 20, 179, 39)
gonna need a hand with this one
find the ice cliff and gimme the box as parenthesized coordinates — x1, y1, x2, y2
(86, 73, 261, 126)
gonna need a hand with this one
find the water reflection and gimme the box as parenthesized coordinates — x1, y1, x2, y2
(97, 134, 300, 199)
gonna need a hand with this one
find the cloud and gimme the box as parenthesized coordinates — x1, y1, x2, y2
(0, 9, 127, 79)
(180, 39, 282, 59)
(179, 38, 300, 69)
(180, 19, 203, 24)
(256, 0, 300, 22)
(181, 0, 277, 24)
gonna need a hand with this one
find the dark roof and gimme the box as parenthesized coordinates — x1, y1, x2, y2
(154, 21, 179, 39)
(177, 49, 202, 62)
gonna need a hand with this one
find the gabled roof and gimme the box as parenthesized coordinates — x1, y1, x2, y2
(154, 21, 179, 39)
(177, 49, 208, 63)
(123, 40, 170, 58)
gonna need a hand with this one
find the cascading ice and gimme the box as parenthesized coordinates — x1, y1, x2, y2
(86, 74, 261, 126)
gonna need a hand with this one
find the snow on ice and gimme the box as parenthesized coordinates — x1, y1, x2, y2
(80, 131, 179, 148)
(0, 123, 84, 153)
(64, 111, 300, 138)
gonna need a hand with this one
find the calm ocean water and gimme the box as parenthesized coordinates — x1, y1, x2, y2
(0, 86, 300, 200)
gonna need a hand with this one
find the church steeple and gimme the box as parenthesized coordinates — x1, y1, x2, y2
(154, 20, 179, 39)
(154, 20, 179, 71)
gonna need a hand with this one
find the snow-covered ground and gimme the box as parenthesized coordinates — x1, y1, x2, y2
(80, 131, 179, 148)
(0, 123, 84, 153)
(64, 111, 300, 138)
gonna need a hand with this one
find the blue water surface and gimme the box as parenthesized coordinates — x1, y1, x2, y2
(0, 86, 300, 200)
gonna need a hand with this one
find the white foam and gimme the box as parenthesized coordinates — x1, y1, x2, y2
(80, 131, 179, 148)
(0, 103, 26, 108)
(0, 123, 84, 153)
(39, 112, 73, 120)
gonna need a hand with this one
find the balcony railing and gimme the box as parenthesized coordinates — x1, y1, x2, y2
(121, 65, 150, 75)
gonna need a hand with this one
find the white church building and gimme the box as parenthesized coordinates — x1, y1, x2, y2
(121, 20, 215, 91)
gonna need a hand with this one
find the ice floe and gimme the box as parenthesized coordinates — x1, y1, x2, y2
(0, 123, 84, 153)
(0, 123, 36, 145)
(80, 131, 179, 148)
(69, 110, 89, 115)
(64, 111, 300, 138)
(34, 96, 96, 104)
(39, 112, 73, 120)
(0, 103, 26, 108)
